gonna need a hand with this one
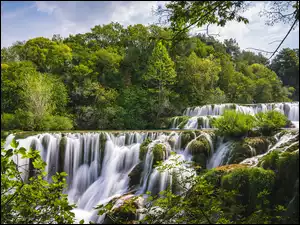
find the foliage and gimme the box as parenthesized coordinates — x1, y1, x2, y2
(255, 110, 288, 136)
(1, 22, 295, 131)
(1, 139, 75, 224)
(212, 110, 256, 138)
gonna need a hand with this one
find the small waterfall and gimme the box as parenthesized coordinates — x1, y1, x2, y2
(180, 102, 299, 129)
(207, 138, 233, 169)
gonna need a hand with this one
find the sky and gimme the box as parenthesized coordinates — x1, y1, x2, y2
(1, 1, 299, 57)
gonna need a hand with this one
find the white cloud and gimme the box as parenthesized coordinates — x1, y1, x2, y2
(1, 0, 299, 58)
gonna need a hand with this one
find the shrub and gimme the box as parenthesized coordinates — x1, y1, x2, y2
(221, 167, 275, 215)
(212, 110, 256, 138)
(50, 115, 73, 130)
(255, 110, 288, 136)
(39, 115, 73, 131)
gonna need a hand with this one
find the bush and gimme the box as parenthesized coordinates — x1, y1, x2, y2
(255, 110, 288, 136)
(50, 115, 73, 130)
(212, 110, 256, 138)
(39, 115, 73, 131)
(1, 113, 17, 130)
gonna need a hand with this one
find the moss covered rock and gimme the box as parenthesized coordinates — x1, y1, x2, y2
(244, 137, 271, 155)
(176, 116, 190, 129)
(188, 137, 211, 157)
(102, 194, 143, 224)
(152, 143, 166, 167)
(259, 150, 299, 206)
(128, 162, 144, 189)
(139, 138, 152, 161)
(187, 137, 211, 169)
(226, 137, 271, 164)
(41, 134, 50, 150)
(180, 131, 195, 149)
(202, 169, 226, 187)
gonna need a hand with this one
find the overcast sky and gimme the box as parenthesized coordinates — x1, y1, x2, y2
(1, 1, 299, 57)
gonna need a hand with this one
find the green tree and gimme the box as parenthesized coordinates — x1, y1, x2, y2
(143, 41, 176, 119)
(22, 37, 72, 74)
(270, 48, 299, 100)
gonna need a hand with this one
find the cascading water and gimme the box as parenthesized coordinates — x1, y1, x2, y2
(4, 131, 209, 223)
(172, 102, 299, 129)
(4, 125, 299, 223)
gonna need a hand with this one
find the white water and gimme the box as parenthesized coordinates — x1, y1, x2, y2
(4, 127, 299, 223)
(173, 102, 299, 129)
(4, 131, 211, 223)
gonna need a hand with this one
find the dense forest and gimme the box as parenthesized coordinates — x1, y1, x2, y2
(1, 22, 299, 131)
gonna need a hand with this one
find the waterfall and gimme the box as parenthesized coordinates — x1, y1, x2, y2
(206, 138, 233, 169)
(4, 126, 299, 223)
(4, 131, 203, 223)
(180, 102, 299, 129)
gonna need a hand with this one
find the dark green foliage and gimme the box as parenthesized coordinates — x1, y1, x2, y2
(139, 138, 152, 161)
(260, 150, 299, 205)
(255, 110, 288, 136)
(1, 21, 294, 131)
(221, 167, 276, 215)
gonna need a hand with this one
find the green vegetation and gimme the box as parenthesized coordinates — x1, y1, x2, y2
(152, 143, 167, 167)
(1, 22, 296, 131)
(97, 155, 297, 224)
(212, 110, 256, 138)
(255, 110, 288, 136)
(1, 140, 75, 224)
(213, 110, 289, 138)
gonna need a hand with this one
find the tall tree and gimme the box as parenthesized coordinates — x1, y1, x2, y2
(143, 41, 176, 119)
(270, 48, 299, 100)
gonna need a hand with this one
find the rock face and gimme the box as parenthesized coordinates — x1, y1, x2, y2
(128, 162, 144, 189)
(102, 194, 144, 224)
